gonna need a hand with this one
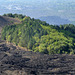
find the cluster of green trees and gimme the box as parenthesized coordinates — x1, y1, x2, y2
(2, 14, 75, 54)
(3, 13, 25, 20)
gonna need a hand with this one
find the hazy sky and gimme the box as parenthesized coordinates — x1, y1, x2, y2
(0, 0, 75, 21)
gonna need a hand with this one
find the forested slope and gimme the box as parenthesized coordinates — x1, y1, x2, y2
(2, 14, 75, 54)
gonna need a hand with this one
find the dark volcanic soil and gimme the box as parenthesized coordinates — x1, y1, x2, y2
(0, 16, 75, 75)
(0, 40, 75, 75)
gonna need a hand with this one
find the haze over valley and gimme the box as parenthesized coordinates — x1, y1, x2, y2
(0, 0, 75, 25)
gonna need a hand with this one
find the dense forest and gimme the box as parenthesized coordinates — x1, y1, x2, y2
(2, 13, 75, 54)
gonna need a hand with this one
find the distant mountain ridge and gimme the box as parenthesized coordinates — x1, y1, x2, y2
(39, 16, 71, 25)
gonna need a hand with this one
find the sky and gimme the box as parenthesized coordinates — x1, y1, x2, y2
(0, 0, 75, 22)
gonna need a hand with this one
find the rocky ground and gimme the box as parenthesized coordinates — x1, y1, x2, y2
(0, 38, 75, 75)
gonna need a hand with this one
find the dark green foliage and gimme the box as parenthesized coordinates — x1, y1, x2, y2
(3, 13, 25, 19)
(1, 15, 75, 54)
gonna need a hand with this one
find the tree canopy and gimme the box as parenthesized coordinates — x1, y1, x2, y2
(2, 14, 75, 54)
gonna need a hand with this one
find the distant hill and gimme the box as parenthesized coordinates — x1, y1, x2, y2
(71, 21, 75, 25)
(39, 16, 71, 25)
(2, 14, 75, 54)
(0, 16, 21, 27)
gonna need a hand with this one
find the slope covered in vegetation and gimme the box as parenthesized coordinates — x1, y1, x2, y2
(1, 14, 75, 54)
(0, 15, 21, 27)
(3, 13, 25, 21)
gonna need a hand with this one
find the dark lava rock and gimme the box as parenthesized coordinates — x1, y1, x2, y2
(0, 43, 75, 75)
